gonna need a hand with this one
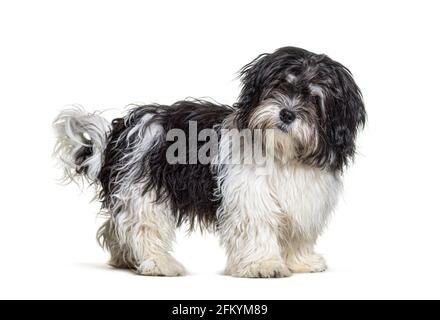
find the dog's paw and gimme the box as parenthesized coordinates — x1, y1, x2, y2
(136, 255, 186, 276)
(108, 255, 130, 269)
(287, 253, 327, 273)
(229, 258, 292, 278)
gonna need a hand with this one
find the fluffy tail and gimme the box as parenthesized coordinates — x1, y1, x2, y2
(53, 107, 111, 184)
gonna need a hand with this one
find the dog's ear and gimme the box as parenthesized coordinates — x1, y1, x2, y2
(322, 59, 366, 170)
(235, 53, 271, 128)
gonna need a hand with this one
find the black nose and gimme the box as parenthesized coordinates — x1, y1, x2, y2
(279, 109, 296, 124)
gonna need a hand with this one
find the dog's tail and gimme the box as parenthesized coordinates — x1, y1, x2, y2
(53, 107, 111, 184)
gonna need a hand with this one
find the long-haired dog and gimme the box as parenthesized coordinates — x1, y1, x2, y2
(54, 47, 365, 277)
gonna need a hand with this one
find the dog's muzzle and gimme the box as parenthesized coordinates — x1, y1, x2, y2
(279, 108, 296, 124)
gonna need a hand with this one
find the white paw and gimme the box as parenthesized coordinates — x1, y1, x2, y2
(108, 257, 130, 269)
(229, 258, 292, 278)
(287, 253, 327, 273)
(136, 255, 186, 276)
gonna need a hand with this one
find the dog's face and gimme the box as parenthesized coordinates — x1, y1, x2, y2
(235, 47, 366, 171)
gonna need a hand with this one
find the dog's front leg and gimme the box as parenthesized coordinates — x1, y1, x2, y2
(219, 212, 291, 278)
(284, 237, 327, 273)
(217, 169, 291, 278)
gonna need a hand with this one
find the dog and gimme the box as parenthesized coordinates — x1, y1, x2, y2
(54, 47, 365, 277)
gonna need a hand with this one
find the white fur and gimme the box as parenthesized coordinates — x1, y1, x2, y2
(103, 186, 185, 276)
(286, 74, 297, 83)
(99, 116, 185, 275)
(215, 128, 341, 277)
(53, 107, 111, 182)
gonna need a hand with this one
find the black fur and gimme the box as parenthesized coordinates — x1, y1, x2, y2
(76, 47, 364, 230)
(74, 145, 93, 176)
(99, 100, 233, 229)
(236, 46, 366, 171)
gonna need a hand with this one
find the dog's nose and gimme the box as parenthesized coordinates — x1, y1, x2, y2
(279, 109, 296, 124)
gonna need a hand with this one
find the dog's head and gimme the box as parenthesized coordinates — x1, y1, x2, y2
(235, 46, 366, 171)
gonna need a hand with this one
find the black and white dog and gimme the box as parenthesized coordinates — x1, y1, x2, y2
(54, 47, 365, 277)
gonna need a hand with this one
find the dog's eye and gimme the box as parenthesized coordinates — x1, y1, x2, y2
(312, 96, 324, 118)
(312, 96, 320, 106)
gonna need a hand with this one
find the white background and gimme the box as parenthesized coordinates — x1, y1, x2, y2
(0, 0, 439, 300)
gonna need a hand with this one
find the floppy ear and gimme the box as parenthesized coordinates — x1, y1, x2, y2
(234, 53, 271, 128)
(237, 54, 269, 106)
(323, 60, 366, 170)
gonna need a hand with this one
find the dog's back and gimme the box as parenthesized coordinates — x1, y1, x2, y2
(101, 100, 232, 229)
(54, 100, 233, 230)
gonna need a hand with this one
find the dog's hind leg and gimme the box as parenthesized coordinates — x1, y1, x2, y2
(110, 190, 185, 276)
(97, 217, 130, 269)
